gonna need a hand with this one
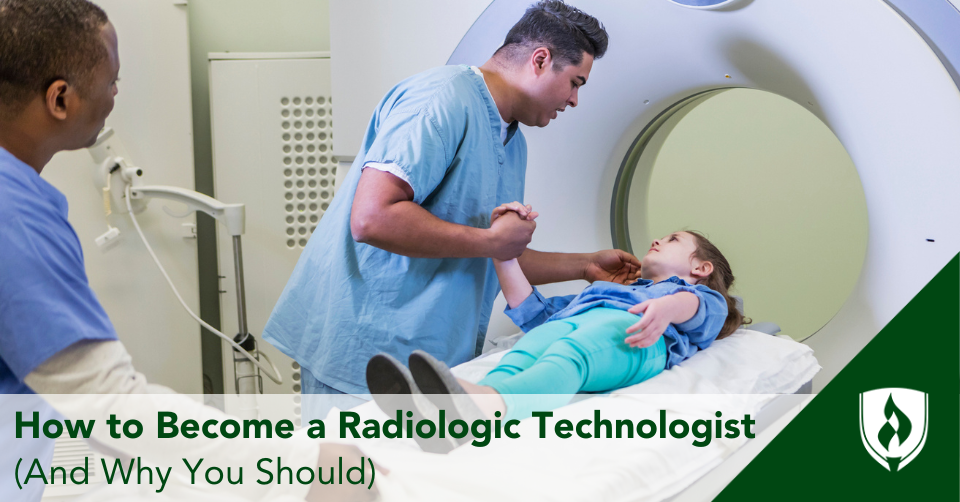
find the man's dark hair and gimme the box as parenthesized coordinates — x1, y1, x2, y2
(496, 0, 608, 69)
(0, 0, 109, 120)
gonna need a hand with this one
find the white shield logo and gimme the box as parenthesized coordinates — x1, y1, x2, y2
(859, 388, 928, 471)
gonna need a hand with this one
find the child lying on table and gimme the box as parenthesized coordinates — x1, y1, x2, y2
(367, 203, 746, 450)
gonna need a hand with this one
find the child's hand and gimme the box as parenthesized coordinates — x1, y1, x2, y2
(491, 202, 538, 224)
(624, 292, 699, 348)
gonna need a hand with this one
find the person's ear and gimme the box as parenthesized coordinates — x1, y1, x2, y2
(531, 47, 551, 74)
(691, 260, 714, 279)
(45, 79, 72, 121)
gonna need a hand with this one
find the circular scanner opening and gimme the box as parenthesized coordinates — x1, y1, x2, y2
(616, 89, 867, 340)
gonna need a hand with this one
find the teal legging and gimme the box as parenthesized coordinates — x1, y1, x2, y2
(479, 307, 667, 420)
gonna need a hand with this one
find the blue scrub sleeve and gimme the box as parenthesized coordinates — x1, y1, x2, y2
(503, 287, 577, 332)
(0, 212, 117, 380)
(361, 110, 453, 205)
(670, 284, 728, 347)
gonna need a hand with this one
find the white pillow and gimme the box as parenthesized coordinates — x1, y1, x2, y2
(455, 328, 820, 395)
(618, 328, 820, 395)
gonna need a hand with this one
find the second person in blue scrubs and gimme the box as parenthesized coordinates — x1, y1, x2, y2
(264, 1, 642, 417)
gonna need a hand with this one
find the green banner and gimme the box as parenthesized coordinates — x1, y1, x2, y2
(716, 255, 959, 500)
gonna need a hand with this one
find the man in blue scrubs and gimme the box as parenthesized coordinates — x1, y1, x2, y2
(264, 1, 641, 415)
(0, 2, 121, 398)
(0, 2, 359, 500)
(0, 4, 121, 500)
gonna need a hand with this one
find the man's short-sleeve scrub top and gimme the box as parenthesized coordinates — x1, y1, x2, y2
(263, 65, 527, 394)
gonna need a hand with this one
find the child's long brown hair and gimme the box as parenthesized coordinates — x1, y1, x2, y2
(686, 231, 750, 338)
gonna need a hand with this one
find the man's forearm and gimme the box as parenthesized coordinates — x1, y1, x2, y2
(25, 340, 318, 501)
(354, 200, 493, 258)
(516, 249, 589, 285)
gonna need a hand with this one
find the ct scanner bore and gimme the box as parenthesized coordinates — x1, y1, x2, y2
(618, 88, 869, 343)
(449, 0, 960, 391)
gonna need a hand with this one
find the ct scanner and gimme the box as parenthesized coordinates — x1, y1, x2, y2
(18, 1, 959, 500)
(331, 0, 960, 392)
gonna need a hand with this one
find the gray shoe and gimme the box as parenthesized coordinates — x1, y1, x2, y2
(365, 353, 457, 454)
(408, 350, 487, 427)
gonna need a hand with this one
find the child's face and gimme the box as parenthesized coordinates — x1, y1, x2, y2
(641, 232, 702, 281)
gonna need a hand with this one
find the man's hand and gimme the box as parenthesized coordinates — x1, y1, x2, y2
(583, 249, 641, 284)
(488, 210, 536, 261)
(488, 201, 537, 261)
(624, 292, 699, 348)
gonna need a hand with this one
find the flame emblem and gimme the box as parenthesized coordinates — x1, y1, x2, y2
(860, 388, 928, 472)
(878, 394, 912, 453)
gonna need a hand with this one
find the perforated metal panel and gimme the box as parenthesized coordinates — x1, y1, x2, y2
(210, 54, 333, 421)
(279, 95, 337, 248)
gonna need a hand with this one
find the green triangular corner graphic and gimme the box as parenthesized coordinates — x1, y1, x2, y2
(714, 255, 959, 501)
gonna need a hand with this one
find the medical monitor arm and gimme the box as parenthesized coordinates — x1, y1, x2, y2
(129, 185, 245, 237)
(128, 185, 250, 347)
(126, 186, 249, 355)
(86, 128, 281, 398)
(122, 185, 274, 397)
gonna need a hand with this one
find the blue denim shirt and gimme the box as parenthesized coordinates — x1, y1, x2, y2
(504, 277, 727, 369)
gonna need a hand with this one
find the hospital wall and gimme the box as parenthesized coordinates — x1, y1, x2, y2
(187, 0, 331, 393)
(40, 1, 202, 394)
